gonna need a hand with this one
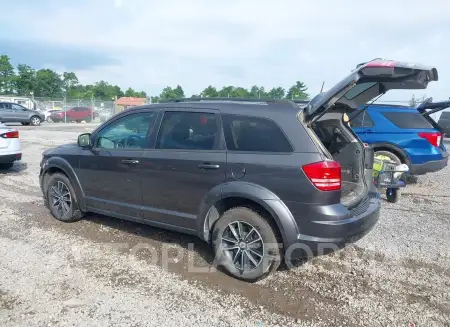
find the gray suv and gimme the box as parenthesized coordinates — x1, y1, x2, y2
(39, 59, 438, 281)
(0, 102, 44, 126)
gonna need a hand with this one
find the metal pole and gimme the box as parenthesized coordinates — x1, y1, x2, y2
(64, 96, 67, 124)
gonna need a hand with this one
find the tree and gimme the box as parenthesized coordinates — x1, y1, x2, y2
(0, 55, 15, 94)
(35, 69, 63, 97)
(62, 72, 79, 98)
(201, 85, 218, 98)
(15, 64, 36, 96)
(249, 85, 267, 98)
(268, 87, 285, 99)
(286, 81, 309, 100)
(159, 85, 185, 99)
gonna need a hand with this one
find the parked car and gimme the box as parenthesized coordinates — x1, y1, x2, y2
(40, 109, 62, 123)
(350, 100, 449, 175)
(437, 110, 450, 136)
(0, 102, 44, 126)
(50, 106, 97, 123)
(39, 59, 438, 281)
(0, 123, 21, 169)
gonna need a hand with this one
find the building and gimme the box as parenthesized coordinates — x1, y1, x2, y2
(115, 97, 147, 112)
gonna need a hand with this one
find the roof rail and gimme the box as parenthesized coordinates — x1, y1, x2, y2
(159, 97, 289, 104)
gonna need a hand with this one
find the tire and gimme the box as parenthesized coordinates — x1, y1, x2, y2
(30, 116, 41, 126)
(0, 162, 14, 169)
(386, 188, 400, 203)
(212, 206, 281, 282)
(45, 173, 85, 222)
(374, 150, 402, 165)
(46, 117, 53, 123)
(21, 122, 30, 126)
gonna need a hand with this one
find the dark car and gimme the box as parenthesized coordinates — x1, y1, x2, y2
(0, 102, 44, 126)
(50, 106, 97, 123)
(39, 59, 438, 281)
(438, 111, 450, 136)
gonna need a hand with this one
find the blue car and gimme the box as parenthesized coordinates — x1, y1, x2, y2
(350, 100, 449, 175)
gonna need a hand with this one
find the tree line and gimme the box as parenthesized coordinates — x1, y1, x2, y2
(0, 54, 309, 102)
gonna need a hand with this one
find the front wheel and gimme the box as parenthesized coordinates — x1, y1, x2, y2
(45, 173, 85, 222)
(212, 207, 281, 282)
(30, 116, 41, 126)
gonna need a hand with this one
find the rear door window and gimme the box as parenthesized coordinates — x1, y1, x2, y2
(349, 111, 375, 128)
(222, 114, 293, 152)
(381, 112, 434, 129)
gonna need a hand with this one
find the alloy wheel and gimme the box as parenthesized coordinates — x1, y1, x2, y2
(221, 221, 264, 272)
(50, 181, 72, 218)
(31, 117, 40, 125)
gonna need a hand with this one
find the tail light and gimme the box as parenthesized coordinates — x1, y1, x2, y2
(302, 161, 341, 191)
(418, 132, 441, 147)
(1, 131, 19, 138)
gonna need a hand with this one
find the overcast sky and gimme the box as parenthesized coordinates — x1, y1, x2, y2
(1, 0, 449, 102)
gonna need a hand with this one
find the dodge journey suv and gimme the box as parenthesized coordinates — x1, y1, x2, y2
(40, 59, 438, 281)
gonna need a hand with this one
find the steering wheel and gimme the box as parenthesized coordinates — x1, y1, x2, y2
(124, 135, 143, 148)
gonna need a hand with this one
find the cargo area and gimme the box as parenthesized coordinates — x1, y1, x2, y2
(310, 108, 369, 207)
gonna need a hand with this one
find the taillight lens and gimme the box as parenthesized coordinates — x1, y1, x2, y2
(418, 132, 441, 147)
(302, 161, 341, 191)
(1, 131, 19, 138)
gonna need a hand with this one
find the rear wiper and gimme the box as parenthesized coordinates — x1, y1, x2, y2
(348, 93, 385, 122)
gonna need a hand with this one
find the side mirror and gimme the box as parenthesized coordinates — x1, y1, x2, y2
(78, 133, 92, 148)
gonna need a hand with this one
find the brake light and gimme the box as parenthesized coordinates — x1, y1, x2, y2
(418, 132, 441, 147)
(302, 161, 341, 191)
(1, 131, 19, 138)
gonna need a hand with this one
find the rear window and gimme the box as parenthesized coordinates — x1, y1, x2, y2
(381, 112, 433, 129)
(222, 114, 293, 152)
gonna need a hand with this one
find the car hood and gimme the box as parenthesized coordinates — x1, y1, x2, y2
(303, 59, 438, 123)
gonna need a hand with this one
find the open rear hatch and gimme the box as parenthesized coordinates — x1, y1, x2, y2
(417, 99, 450, 132)
(302, 59, 439, 207)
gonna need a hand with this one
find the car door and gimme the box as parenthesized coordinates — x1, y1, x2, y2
(10, 104, 30, 122)
(140, 109, 226, 231)
(78, 110, 159, 218)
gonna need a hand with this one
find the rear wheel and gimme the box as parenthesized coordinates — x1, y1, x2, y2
(30, 116, 41, 126)
(45, 173, 84, 222)
(374, 150, 402, 165)
(212, 207, 281, 282)
(0, 162, 14, 169)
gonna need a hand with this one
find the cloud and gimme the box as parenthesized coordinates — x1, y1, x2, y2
(1, 0, 449, 100)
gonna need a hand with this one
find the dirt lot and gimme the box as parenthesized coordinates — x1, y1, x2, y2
(0, 123, 449, 327)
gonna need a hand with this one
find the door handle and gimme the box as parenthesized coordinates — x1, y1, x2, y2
(198, 163, 220, 170)
(122, 159, 140, 165)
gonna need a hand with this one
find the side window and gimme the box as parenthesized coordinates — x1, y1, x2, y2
(222, 114, 293, 152)
(350, 111, 374, 128)
(0, 103, 5, 109)
(0, 103, 11, 109)
(11, 104, 25, 110)
(156, 111, 218, 150)
(95, 112, 157, 149)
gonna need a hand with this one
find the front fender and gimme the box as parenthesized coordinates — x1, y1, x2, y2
(41, 156, 86, 210)
(197, 181, 299, 249)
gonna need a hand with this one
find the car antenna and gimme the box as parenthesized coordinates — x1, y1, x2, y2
(348, 93, 385, 123)
(320, 81, 325, 93)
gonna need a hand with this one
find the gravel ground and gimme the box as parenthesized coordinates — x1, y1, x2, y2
(0, 124, 449, 327)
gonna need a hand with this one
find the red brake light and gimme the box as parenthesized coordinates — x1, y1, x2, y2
(302, 161, 341, 191)
(1, 131, 19, 139)
(418, 132, 441, 147)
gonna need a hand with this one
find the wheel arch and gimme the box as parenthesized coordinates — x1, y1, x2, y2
(197, 182, 299, 249)
(371, 142, 412, 166)
(42, 157, 86, 210)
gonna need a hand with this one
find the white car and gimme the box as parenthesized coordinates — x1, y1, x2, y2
(0, 123, 21, 169)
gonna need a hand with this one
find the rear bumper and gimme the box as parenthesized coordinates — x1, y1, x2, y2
(0, 153, 21, 163)
(409, 153, 448, 175)
(284, 192, 380, 262)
